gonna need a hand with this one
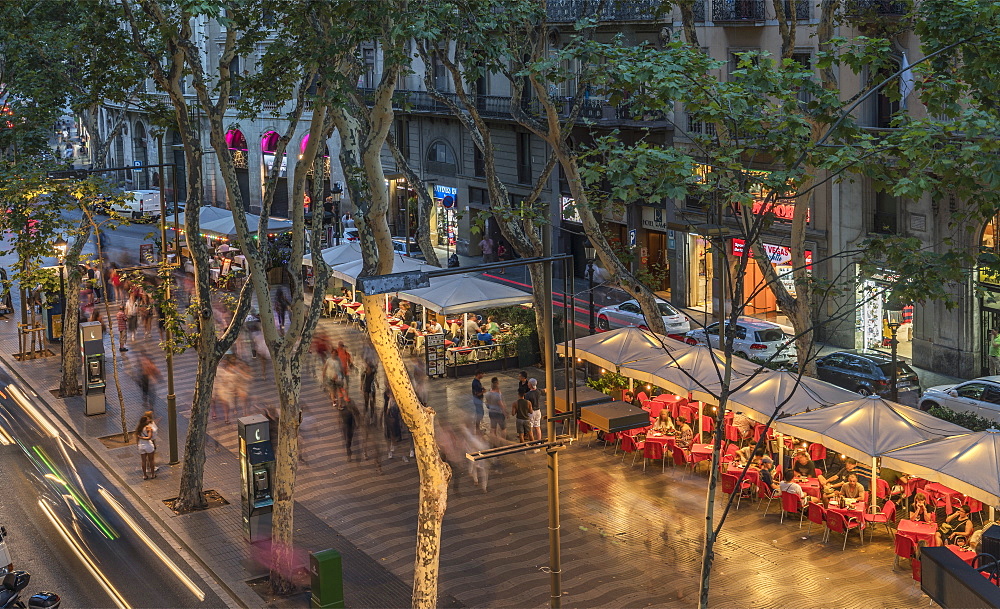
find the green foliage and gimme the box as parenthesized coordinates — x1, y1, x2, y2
(585, 370, 629, 395)
(927, 405, 998, 433)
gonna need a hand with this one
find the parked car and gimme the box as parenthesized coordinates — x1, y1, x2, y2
(919, 376, 1000, 418)
(596, 298, 690, 334)
(816, 350, 920, 397)
(342, 227, 359, 242)
(98, 189, 161, 221)
(684, 317, 797, 363)
(392, 237, 425, 259)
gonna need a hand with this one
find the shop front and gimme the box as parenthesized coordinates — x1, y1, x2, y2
(433, 184, 458, 257)
(730, 238, 813, 318)
(979, 216, 1000, 375)
(856, 270, 915, 357)
(639, 206, 671, 295)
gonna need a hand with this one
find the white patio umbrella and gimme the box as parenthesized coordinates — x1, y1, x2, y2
(881, 429, 1000, 508)
(773, 396, 968, 509)
(399, 274, 532, 314)
(693, 369, 861, 422)
(330, 255, 435, 286)
(555, 326, 693, 371)
(302, 242, 364, 267)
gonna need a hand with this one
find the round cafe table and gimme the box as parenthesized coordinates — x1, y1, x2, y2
(645, 434, 676, 452)
(726, 465, 760, 486)
(795, 477, 822, 499)
(689, 443, 714, 464)
(897, 519, 938, 547)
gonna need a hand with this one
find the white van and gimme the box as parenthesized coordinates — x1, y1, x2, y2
(108, 190, 161, 221)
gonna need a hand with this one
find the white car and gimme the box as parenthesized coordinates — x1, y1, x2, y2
(107, 189, 162, 221)
(596, 298, 690, 334)
(919, 377, 1000, 420)
(684, 317, 797, 363)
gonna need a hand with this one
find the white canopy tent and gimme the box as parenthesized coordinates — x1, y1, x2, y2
(555, 327, 693, 371)
(773, 396, 968, 509)
(692, 369, 861, 422)
(174, 206, 292, 241)
(620, 346, 761, 397)
(302, 242, 364, 268)
(331, 255, 436, 286)
(399, 274, 531, 314)
(881, 430, 1000, 508)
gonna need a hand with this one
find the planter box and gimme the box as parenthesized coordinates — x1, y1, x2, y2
(449, 355, 520, 378)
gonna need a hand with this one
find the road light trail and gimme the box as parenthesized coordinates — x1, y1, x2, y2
(7, 385, 59, 438)
(98, 487, 207, 602)
(38, 500, 132, 609)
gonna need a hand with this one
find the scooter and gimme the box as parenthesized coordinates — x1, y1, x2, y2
(0, 571, 59, 609)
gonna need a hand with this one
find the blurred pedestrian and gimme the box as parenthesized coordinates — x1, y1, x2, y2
(136, 352, 162, 411)
(340, 398, 360, 461)
(411, 360, 427, 406)
(323, 350, 345, 408)
(361, 361, 377, 424)
(336, 341, 353, 394)
(485, 377, 507, 439)
(125, 294, 139, 342)
(384, 393, 406, 461)
(460, 425, 489, 492)
(274, 288, 290, 333)
(231, 356, 252, 418)
(213, 355, 236, 423)
(140, 294, 154, 338)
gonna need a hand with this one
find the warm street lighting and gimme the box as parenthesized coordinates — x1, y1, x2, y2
(584, 244, 596, 335)
(884, 296, 904, 402)
(53, 237, 68, 260)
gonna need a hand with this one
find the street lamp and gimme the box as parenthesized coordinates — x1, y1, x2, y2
(584, 244, 596, 334)
(884, 296, 904, 402)
(53, 238, 67, 371)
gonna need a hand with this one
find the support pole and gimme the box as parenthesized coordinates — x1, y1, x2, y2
(158, 137, 179, 465)
(542, 227, 562, 609)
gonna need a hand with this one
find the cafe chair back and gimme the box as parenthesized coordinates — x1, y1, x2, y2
(827, 510, 864, 550)
(758, 479, 780, 514)
(779, 491, 802, 525)
(893, 532, 916, 570)
(808, 443, 827, 468)
(806, 502, 829, 541)
(671, 446, 695, 478)
(721, 472, 750, 510)
(863, 499, 896, 542)
(620, 434, 644, 467)
(642, 440, 667, 473)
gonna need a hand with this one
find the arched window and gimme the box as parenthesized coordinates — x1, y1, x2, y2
(226, 128, 248, 150)
(426, 140, 457, 176)
(261, 131, 280, 153)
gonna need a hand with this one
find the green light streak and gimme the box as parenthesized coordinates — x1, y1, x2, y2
(32, 445, 117, 540)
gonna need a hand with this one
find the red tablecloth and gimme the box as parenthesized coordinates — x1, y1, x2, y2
(690, 443, 714, 464)
(897, 519, 938, 547)
(795, 477, 822, 499)
(645, 434, 676, 452)
(924, 482, 963, 514)
(947, 544, 977, 566)
(726, 466, 760, 485)
(828, 504, 866, 523)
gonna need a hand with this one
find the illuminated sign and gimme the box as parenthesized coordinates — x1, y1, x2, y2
(980, 267, 1000, 288)
(560, 196, 581, 223)
(751, 200, 811, 223)
(433, 184, 457, 208)
(731, 238, 813, 267)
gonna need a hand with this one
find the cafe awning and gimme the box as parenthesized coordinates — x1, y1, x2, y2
(302, 242, 364, 267)
(619, 345, 761, 397)
(556, 327, 692, 371)
(692, 369, 860, 422)
(881, 430, 1000, 506)
(771, 396, 968, 463)
(332, 255, 436, 287)
(174, 206, 292, 240)
(398, 274, 532, 315)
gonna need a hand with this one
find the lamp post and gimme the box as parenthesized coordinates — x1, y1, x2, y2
(584, 244, 596, 334)
(53, 237, 67, 341)
(884, 297, 904, 402)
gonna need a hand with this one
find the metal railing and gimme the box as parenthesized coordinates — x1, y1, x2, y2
(843, 0, 909, 16)
(693, 0, 708, 21)
(784, 0, 812, 19)
(546, 0, 665, 22)
(712, 0, 766, 21)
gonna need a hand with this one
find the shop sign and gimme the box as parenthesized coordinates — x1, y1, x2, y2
(641, 206, 668, 231)
(731, 238, 813, 267)
(560, 196, 582, 223)
(751, 200, 810, 223)
(433, 185, 457, 208)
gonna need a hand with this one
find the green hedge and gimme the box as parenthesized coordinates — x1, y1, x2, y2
(927, 405, 999, 432)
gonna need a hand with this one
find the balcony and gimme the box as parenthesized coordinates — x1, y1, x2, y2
(546, 0, 665, 22)
(843, 0, 910, 17)
(784, 0, 811, 20)
(693, 0, 707, 21)
(712, 0, 766, 22)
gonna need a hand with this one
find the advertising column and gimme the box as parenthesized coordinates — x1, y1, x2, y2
(434, 185, 457, 263)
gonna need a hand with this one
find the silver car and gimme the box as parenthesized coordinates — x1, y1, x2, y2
(596, 298, 690, 334)
(919, 376, 1000, 420)
(684, 317, 797, 364)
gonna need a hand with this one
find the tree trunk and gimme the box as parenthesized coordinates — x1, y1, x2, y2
(59, 227, 90, 397)
(678, 0, 701, 47)
(386, 133, 440, 267)
(269, 353, 301, 595)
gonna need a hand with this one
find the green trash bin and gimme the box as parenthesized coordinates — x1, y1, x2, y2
(310, 548, 345, 609)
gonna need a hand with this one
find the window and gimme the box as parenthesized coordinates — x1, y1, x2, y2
(361, 46, 376, 89)
(734, 325, 748, 340)
(427, 140, 457, 176)
(473, 146, 485, 177)
(983, 386, 1000, 405)
(432, 54, 450, 92)
(755, 329, 784, 342)
(957, 383, 986, 400)
(790, 52, 813, 104)
(229, 56, 241, 98)
(873, 191, 898, 234)
(620, 302, 640, 314)
(516, 132, 532, 184)
(469, 186, 488, 208)
(873, 61, 901, 128)
(395, 120, 409, 160)
(822, 354, 846, 367)
(656, 302, 679, 317)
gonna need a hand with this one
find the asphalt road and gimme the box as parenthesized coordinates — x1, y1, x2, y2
(0, 366, 226, 608)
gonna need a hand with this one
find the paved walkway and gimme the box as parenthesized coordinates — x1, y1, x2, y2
(0, 295, 938, 608)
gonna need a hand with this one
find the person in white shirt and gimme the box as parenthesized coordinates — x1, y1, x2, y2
(779, 469, 808, 507)
(425, 320, 443, 334)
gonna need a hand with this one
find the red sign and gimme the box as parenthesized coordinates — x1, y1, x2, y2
(731, 238, 812, 268)
(751, 200, 810, 223)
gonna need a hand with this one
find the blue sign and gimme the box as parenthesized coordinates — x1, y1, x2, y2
(629, 229, 637, 249)
(133, 161, 142, 167)
(434, 185, 457, 208)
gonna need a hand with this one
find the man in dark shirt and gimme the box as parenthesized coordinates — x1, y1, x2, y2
(471, 371, 486, 433)
(759, 456, 777, 490)
(517, 370, 529, 397)
(827, 457, 871, 491)
(513, 387, 533, 443)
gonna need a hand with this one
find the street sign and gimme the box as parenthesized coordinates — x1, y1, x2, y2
(133, 161, 142, 167)
(356, 270, 430, 295)
(434, 185, 457, 209)
(628, 229, 636, 248)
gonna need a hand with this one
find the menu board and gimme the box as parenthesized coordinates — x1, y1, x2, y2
(424, 332, 446, 377)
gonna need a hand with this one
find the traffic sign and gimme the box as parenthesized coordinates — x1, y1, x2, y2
(629, 229, 636, 248)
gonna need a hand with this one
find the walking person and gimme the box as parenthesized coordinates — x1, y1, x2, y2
(990, 328, 1000, 375)
(385, 393, 404, 461)
(125, 294, 139, 342)
(140, 294, 154, 338)
(340, 398, 360, 461)
(479, 235, 494, 263)
(513, 387, 532, 443)
(361, 361, 377, 424)
(484, 377, 507, 440)
(323, 349, 345, 408)
(337, 341, 353, 395)
(471, 370, 486, 434)
(525, 378, 543, 443)
(135, 413, 155, 480)
(136, 352, 162, 411)
(274, 288, 290, 334)
(116, 307, 129, 352)
(144, 410, 158, 478)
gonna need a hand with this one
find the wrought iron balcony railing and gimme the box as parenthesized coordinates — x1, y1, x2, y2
(546, 0, 665, 22)
(712, 0, 766, 21)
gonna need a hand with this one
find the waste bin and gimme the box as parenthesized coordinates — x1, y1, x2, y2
(310, 548, 344, 609)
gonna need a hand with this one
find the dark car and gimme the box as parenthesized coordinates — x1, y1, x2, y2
(815, 350, 920, 398)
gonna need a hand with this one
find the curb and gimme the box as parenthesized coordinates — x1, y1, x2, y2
(0, 349, 254, 609)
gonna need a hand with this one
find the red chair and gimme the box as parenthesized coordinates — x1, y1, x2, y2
(720, 473, 751, 510)
(827, 511, 864, 550)
(672, 446, 696, 477)
(876, 478, 890, 501)
(893, 533, 917, 570)
(636, 391, 649, 403)
(752, 424, 770, 444)
(779, 491, 803, 525)
(643, 441, 667, 473)
(640, 400, 652, 412)
(603, 431, 621, 454)
(620, 435, 645, 467)
(864, 499, 897, 542)
(805, 502, 829, 540)
(757, 479, 780, 514)
(814, 468, 824, 478)
(808, 443, 827, 469)
(648, 402, 664, 419)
